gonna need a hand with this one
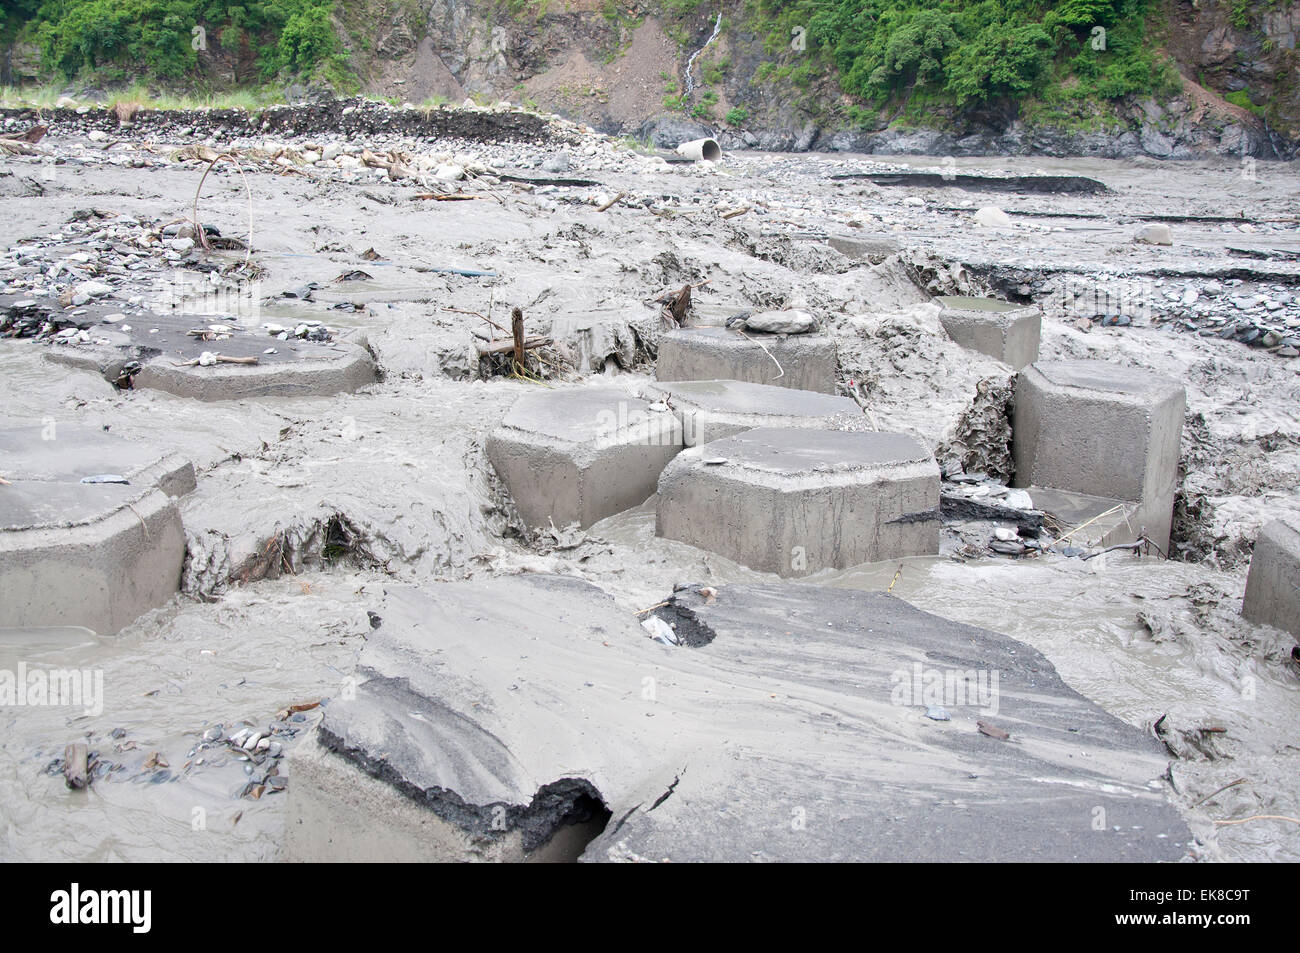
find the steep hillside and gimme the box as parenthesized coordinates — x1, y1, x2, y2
(3, 0, 1297, 156)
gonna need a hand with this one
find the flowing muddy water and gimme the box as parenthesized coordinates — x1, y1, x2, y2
(1, 130, 1298, 861)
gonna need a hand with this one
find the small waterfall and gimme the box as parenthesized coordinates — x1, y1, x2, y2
(683, 11, 723, 99)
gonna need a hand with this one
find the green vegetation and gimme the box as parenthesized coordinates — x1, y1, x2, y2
(1223, 88, 1265, 117)
(724, 105, 748, 125)
(3, 0, 1274, 131)
(3, 0, 347, 86)
(747, 0, 1176, 111)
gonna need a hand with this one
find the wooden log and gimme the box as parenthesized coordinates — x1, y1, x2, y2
(511, 307, 526, 366)
(477, 335, 551, 357)
(64, 743, 90, 790)
(597, 191, 627, 212)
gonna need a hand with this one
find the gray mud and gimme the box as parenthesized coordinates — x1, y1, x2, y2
(1, 115, 1297, 862)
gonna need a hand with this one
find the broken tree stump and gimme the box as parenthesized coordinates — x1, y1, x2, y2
(511, 307, 526, 367)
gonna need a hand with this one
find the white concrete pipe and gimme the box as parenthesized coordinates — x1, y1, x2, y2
(675, 138, 722, 161)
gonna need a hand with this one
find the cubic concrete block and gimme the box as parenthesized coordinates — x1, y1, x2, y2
(655, 327, 838, 394)
(656, 427, 940, 576)
(486, 385, 683, 530)
(285, 575, 1191, 863)
(936, 295, 1042, 370)
(0, 426, 193, 633)
(1013, 360, 1185, 552)
(645, 379, 863, 447)
(1242, 518, 1300, 641)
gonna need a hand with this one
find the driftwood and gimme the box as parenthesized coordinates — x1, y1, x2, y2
(940, 491, 1045, 532)
(597, 191, 627, 212)
(477, 334, 551, 357)
(498, 174, 600, 188)
(0, 138, 41, 156)
(361, 148, 416, 181)
(171, 354, 260, 367)
(63, 743, 90, 790)
(511, 307, 526, 366)
(657, 283, 692, 328)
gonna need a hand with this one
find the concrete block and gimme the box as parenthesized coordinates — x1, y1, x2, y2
(285, 575, 1190, 862)
(655, 327, 838, 394)
(0, 424, 196, 499)
(1242, 518, 1300, 641)
(936, 295, 1041, 370)
(43, 313, 376, 401)
(645, 379, 863, 447)
(0, 426, 192, 633)
(1013, 360, 1185, 551)
(486, 385, 683, 530)
(656, 427, 940, 576)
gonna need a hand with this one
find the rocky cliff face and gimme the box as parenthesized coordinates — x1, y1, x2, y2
(336, 0, 1297, 158)
(8, 0, 1297, 157)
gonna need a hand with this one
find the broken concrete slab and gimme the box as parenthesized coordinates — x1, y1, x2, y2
(1013, 360, 1186, 552)
(656, 427, 940, 576)
(284, 574, 1190, 863)
(0, 426, 191, 633)
(644, 379, 863, 447)
(1242, 517, 1300, 641)
(486, 385, 683, 531)
(655, 327, 838, 394)
(42, 312, 376, 401)
(936, 295, 1042, 370)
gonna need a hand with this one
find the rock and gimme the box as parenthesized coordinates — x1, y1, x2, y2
(434, 164, 465, 181)
(973, 207, 1013, 228)
(1134, 223, 1173, 245)
(76, 280, 113, 298)
(542, 152, 570, 174)
(743, 309, 818, 335)
(87, 130, 108, 142)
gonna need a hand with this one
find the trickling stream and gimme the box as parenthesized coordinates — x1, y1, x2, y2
(684, 12, 723, 100)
